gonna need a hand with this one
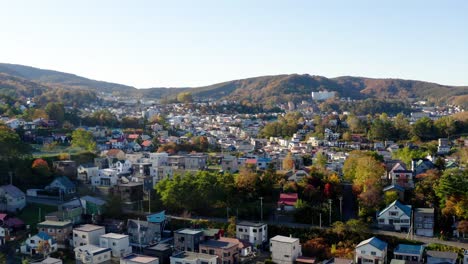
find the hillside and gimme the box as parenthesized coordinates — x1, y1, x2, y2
(0, 63, 136, 94)
(0, 63, 466, 106)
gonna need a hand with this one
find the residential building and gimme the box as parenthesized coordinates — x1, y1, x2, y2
(199, 240, 238, 264)
(0, 184, 26, 212)
(426, 251, 457, 264)
(393, 244, 424, 264)
(74, 244, 112, 264)
(92, 169, 119, 187)
(73, 224, 106, 247)
(45, 176, 76, 195)
(463, 249, 468, 264)
(235, 221, 267, 247)
(388, 163, 414, 189)
(278, 193, 298, 211)
(355, 237, 387, 264)
(173, 228, 204, 252)
(170, 251, 218, 264)
(100, 233, 132, 258)
(21, 232, 58, 256)
(121, 254, 160, 264)
(270, 235, 302, 264)
(143, 243, 173, 264)
(414, 208, 435, 237)
(127, 219, 164, 247)
(80, 195, 106, 216)
(221, 155, 238, 173)
(185, 154, 207, 170)
(115, 182, 144, 210)
(437, 138, 451, 155)
(377, 200, 412, 232)
(77, 164, 99, 183)
(37, 220, 73, 248)
(0, 226, 7, 245)
(218, 237, 252, 258)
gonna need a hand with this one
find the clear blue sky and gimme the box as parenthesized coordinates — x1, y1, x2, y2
(1, 0, 467, 88)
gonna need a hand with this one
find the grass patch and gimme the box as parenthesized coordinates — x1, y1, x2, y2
(17, 204, 57, 230)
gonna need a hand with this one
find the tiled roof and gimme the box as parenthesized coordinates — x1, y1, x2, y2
(378, 200, 412, 217)
(394, 244, 423, 255)
(356, 237, 387, 251)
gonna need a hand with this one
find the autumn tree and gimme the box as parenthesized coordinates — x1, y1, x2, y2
(177, 92, 193, 103)
(226, 216, 237, 237)
(435, 168, 468, 219)
(413, 169, 441, 208)
(32, 158, 51, 178)
(302, 237, 331, 260)
(71, 129, 96, 152)
(282, 153, 295, 170)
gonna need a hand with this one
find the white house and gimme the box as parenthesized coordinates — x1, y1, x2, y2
(170, 251, 217, 264)
(91, 169, 119, 187)
(77, 164, 99, 183)
(113, 160, 132, 174)
(100, 233, 132, 258)
(387, 163, 414, 189)
(0, 184, 26, 212)
(31, 257, 63, 264)
(21, 232, 58, 256)
(121, 254, 160, 264)
(74, 244, 112, 264)
(270, 235, 302, 264)
(355, 237, 387, 264)
(0, 226, 7, 245)
(377, 200, 412, 232)
(236, 221, 268, 247)
(73, 224, 106, 247)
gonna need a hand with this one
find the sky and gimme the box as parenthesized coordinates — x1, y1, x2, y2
(1, 0, 468, 88)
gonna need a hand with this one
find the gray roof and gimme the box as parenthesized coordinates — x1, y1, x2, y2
(237, 221, 266, 228)
(81, 195, 106, 206)
(0, 185, 25, 198)
(426, 250, 458, 260)
(53, 176, 76, 189)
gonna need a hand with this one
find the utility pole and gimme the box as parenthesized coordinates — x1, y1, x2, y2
(338, 196, 343, 221)
(259, 197, 264, 222)
(319, 213, 322, 228)
(148, 190, 151, 214)
(328, 199, 332, 226)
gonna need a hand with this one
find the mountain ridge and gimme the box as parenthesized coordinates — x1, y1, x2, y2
(0, 63, 467, 106)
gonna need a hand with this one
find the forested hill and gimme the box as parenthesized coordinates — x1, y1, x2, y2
(0, 63, 136, 94)
(1, 63, 467, 106)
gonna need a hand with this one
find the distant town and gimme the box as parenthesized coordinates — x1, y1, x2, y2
(0, 86, 467, 264)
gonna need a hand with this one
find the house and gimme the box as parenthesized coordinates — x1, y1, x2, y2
(411, 159, 434, 175)
(115, 182, 144, 210)
(377, 200, 412, 232)
(99, 233, 132, 258)
(113, 159, 133, 174)
(199, 240, 238, 264)
(355, 237, 387, 264)
(92, 169, 119, 187)
(414, 208, 435, 237)
(53, 160, 77, 179)
(437, 138, 451, 155)
(221, 155, 238, 173)
(0, 184, 26, 212)
(173, 228, 204, 252)
(73, 224, 106, 247)
(393, 244, 424, 264)
(143, 243, 173, 264)
(218, 237, 252, 258)
(426, 250, 458, 264)
(278, 193, 298, 211)
(236, 221, 267, 247)
(74, 244, 112, 264)
(170, 251, 218, 264)
(45, 176, 76, 195)
(463, 249, 468, 264)
(37, 220, 73, 248)
(149, 152, 169, 167)
(31, 257, 63, 264)
(21, 231, 58, 256)
(121, 254, 160, 264)
(287, 170, 308, 182)
(127, 219, 164, 247)
(80, 195, 106, 216)
(185, 154, 208, 170)
(0, 226, 7, 245)
(388, 163, 414, 189)
(77, 164, 99, 183)
(270, 235, 302, 264)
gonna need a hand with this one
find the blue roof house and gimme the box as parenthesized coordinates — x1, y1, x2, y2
(393, 244, 424, 264)
(355, 237, 388, 264)
(377, 200, 412, 232)
(46, 176, 76, 195)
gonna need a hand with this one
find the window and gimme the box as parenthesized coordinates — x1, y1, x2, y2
(361, 251, 366, 254)
(371, 252, 376, 256)
(112, 242, 116, 246)
(238, 228, 243, 232)
(378, 219, 385, 223)
(82, 235, 86, 239)
(201, 262, 208, 264)
(30, 240, 35, 244)
(74, 233, 78, 237)
(209, 249, 215, 255)
(202, 250, 207, 253)
(253, 229, 257, 233)
(401, 219, 409, 223)
(390, 211, 398, 216)
(284, 255, 290, 258)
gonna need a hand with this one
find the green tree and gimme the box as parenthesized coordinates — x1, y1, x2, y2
(177, 92, 193, 103)
(412, 117, 436, 141)
(392, 146, 427, 167)
(45, 102, 65, 125)
(384, 191, 399, 205)
(434, 116, 457, 138)
(435, 168, 468, 218)
(71, 129, 96, 151)
(226, 216, 237, 237)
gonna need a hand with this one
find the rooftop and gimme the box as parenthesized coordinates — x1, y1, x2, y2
(176, 228, 203, 235)
(270, 235, 299, 243)
(356, 237, 387, 251)
(201, 240, 237, 249)
(74, 224, 105, 232)
(74, 244, 111, 256)
(237, 221, 266, 228)
(172, 251, 217, 261)
(394, 244, 424, 255)
(122, 254, 159, 263)
(38, 220, 73, 228)
(426, 250, 458, 260)
(101, 232, 128, 239)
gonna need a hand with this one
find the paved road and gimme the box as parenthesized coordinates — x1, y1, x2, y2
(168, 215, 468, 249)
